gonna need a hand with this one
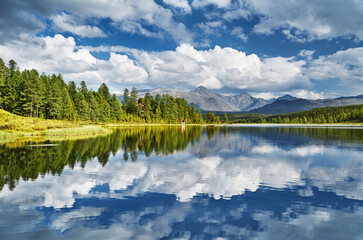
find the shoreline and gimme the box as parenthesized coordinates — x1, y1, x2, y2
(1, 122, 362, 143)
(226, 123, 363, 128)
(0, 125, 112, 141)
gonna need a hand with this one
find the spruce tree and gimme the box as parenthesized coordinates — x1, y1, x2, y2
(98, 83, 111, 104)
(223, 113, 228, 123)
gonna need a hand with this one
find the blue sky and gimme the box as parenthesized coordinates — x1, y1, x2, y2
(0, 0, 362, 99)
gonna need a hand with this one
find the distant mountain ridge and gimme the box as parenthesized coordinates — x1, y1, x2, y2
(138, 86, 271, 112)
(248, 95, 363, 115)
(133, 86, 363, 114)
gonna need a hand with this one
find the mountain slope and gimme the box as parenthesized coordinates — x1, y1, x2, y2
(276, 94, 298, 101)
(248, 95, 363, 115)
(189, 86, 238, 111)
(137, 86, 270, 112)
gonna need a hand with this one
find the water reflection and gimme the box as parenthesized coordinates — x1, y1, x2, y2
(0, 126, 203, 191)
(0, 126, 363, 239)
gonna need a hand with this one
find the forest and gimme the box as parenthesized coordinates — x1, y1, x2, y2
(230, 104, 363, 124)
(0, 58, 204, 124)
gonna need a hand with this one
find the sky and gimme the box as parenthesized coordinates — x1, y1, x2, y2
(0, 0, 362, 99)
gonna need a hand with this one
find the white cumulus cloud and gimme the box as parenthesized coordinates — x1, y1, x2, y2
(134, 44, 311, 91)
(163, 0, 192, 13)
(52, 12, 107, 38)
(192, 0, 232, 8)
(0, 34, 148, 90)
(231, 26, 248, 41)
(0, 0, 194, 44)
(306, 47, 363, 83)
(220, 0, 363, 41)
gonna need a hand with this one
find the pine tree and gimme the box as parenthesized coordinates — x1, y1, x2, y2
(0, 58, 6, 108)
(127, 87, 138, 115)
(160, 101, 167, 119)
(78, 99, 91, 121)
(88, 93, 100, 122)
(99, 101, 111, 122)
(48, 83, 62, 119)
(80, 81, 89, 97)
(223, 113, 228, 123)
(8, 59, 18, 77)
(122, 88, 130, 111)
(22, 69, 42, 118)
(98, 83, 111, 104)
(68, 81, 77, 102)
(155, 106, 161, 122)
(110, 94, 124, 122)
(60, 88, 73, 120)
(195, 108, 203, 123)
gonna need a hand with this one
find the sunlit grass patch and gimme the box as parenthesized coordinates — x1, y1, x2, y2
(45, 125, 112, 136)
(0, 110, 112, 141)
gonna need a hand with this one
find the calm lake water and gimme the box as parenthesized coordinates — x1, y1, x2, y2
(1, 126, 363, 239)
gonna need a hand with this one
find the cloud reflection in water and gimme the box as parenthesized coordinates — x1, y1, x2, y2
(0, 126, 362, 239)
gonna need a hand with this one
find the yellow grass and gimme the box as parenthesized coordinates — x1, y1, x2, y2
(0, 109, 111, 140)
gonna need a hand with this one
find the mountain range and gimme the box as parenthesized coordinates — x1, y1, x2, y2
(248, 95, 363, 115)
(131, 86, 363, 115)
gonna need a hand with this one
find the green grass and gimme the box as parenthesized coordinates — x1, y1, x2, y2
(0, 109, 79, 131)
(45, 125, 111, 136)
(0, 109, 111, 140)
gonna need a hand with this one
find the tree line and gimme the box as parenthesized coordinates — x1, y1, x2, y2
(232, 104, 363, 124)
(0, 58, 204, 123)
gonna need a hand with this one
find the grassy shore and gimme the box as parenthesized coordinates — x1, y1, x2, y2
(0, 109, 112, 140)
(1, 109, 362, 142)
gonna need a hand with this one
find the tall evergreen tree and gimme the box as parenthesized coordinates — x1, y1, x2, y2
(223, 113, 228, 123)
(7, 59, 18, 77)
(0, 58, 6, 108)
(22, 69, 42, 118)
(68, 81, 77, 102)
(98, 83, 111, 104)
(48, 82, 62, 119)
(88, 93, 100, 122)
(128, 87, 138, 115)
(122, 88, 130, 112)
(110, 94, 124, 122)
(80, 81, 88, 97)
(60, 88, 73, 120)
(99, 101, 111, 122)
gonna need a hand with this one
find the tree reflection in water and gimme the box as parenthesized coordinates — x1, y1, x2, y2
(1, 125, 362, 192)
(0, 126, 203, 191)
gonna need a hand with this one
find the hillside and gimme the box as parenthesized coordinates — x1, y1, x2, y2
(248, 95, 363, 115)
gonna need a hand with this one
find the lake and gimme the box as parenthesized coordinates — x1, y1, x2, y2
(0, 125, 363, 239)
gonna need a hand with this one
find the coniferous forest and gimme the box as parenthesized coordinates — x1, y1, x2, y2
(229, 104, 363, 124)
(0, 58, 204, 124)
